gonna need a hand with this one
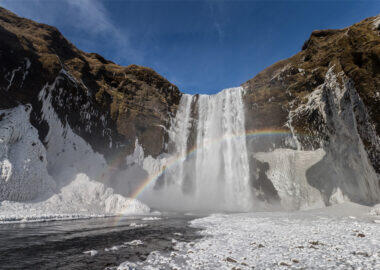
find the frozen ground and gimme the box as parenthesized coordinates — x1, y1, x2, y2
(118, 203, 380, 269)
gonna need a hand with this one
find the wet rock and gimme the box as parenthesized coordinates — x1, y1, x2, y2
(309, 241, 324, 246)
(352, 251, 370, 257)
(226, 257, 237, 263)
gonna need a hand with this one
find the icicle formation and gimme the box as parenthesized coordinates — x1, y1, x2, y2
(156, 87, 253, 211)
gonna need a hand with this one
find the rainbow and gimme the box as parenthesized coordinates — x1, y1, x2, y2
(115, 128, 296, 218)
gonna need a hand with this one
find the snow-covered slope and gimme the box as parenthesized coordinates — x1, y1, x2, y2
(0, 84, 150, 222)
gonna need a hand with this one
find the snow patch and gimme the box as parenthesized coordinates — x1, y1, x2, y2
(118, 206, 380, 269)
(370, 204, 380, 216)
(373, 15, 380, 30)
(105, 194, 150, 215)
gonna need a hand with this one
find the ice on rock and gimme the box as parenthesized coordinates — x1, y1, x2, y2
(255, 148, 326, 210)
(0, 105, 55, 201)
(257, 67, 380, 209)
(1, 64, 379, 221)
(0, 162, 149, 222)
(104, 194, 150, 215)
(0, 77, 150, 222)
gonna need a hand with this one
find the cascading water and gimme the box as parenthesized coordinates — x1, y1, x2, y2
(142, 87, 253, 212)
(194, 88, 252, 211)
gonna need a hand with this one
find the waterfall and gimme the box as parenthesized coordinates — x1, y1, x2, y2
(167, 94, 194, 188)
(144, 87, 253, 212)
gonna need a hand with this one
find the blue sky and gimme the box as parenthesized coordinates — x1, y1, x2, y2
(1, 0, 379, 94)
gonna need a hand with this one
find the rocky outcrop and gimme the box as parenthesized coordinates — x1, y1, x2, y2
(243, 15, 380, 170)
(0, 7, 181, 166)
(243, 15, 380, 207)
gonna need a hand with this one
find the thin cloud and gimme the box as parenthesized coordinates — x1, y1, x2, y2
(0, 0, 143, 63)
(63, 0, 143, 63)
(64, 0, 120, 36)
(207, 1, 225, 44)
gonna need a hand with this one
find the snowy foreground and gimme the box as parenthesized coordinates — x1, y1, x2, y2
(118, 203, 380, 270)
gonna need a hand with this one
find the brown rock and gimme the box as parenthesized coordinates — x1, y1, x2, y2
(242, 15, 380, 174)
(226, 257, 237, 263)
(0, 7, 181, 164)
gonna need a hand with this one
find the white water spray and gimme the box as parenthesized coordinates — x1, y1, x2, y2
(142, 87, 253, 211)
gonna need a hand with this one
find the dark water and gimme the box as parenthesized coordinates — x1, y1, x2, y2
(0, 215, 202, 270)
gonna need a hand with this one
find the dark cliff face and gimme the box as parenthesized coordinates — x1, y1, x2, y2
(0, 7, 379, 208)
(242, 15, 380, 174)
(0, 7, 181, 164)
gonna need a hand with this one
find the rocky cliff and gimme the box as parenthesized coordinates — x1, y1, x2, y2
(0, 7, 179, 216)
(0, 7, 379, 214)
(0, 7, 181, 162)
(243, 15, 380, 208)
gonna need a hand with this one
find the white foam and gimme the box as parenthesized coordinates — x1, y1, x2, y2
(105, 245, 122, 252)
(142, 217, 161, 221)
(83, 250, 98, 256)
(129, 222, 147, 228)
(124, 240, 143, 246)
